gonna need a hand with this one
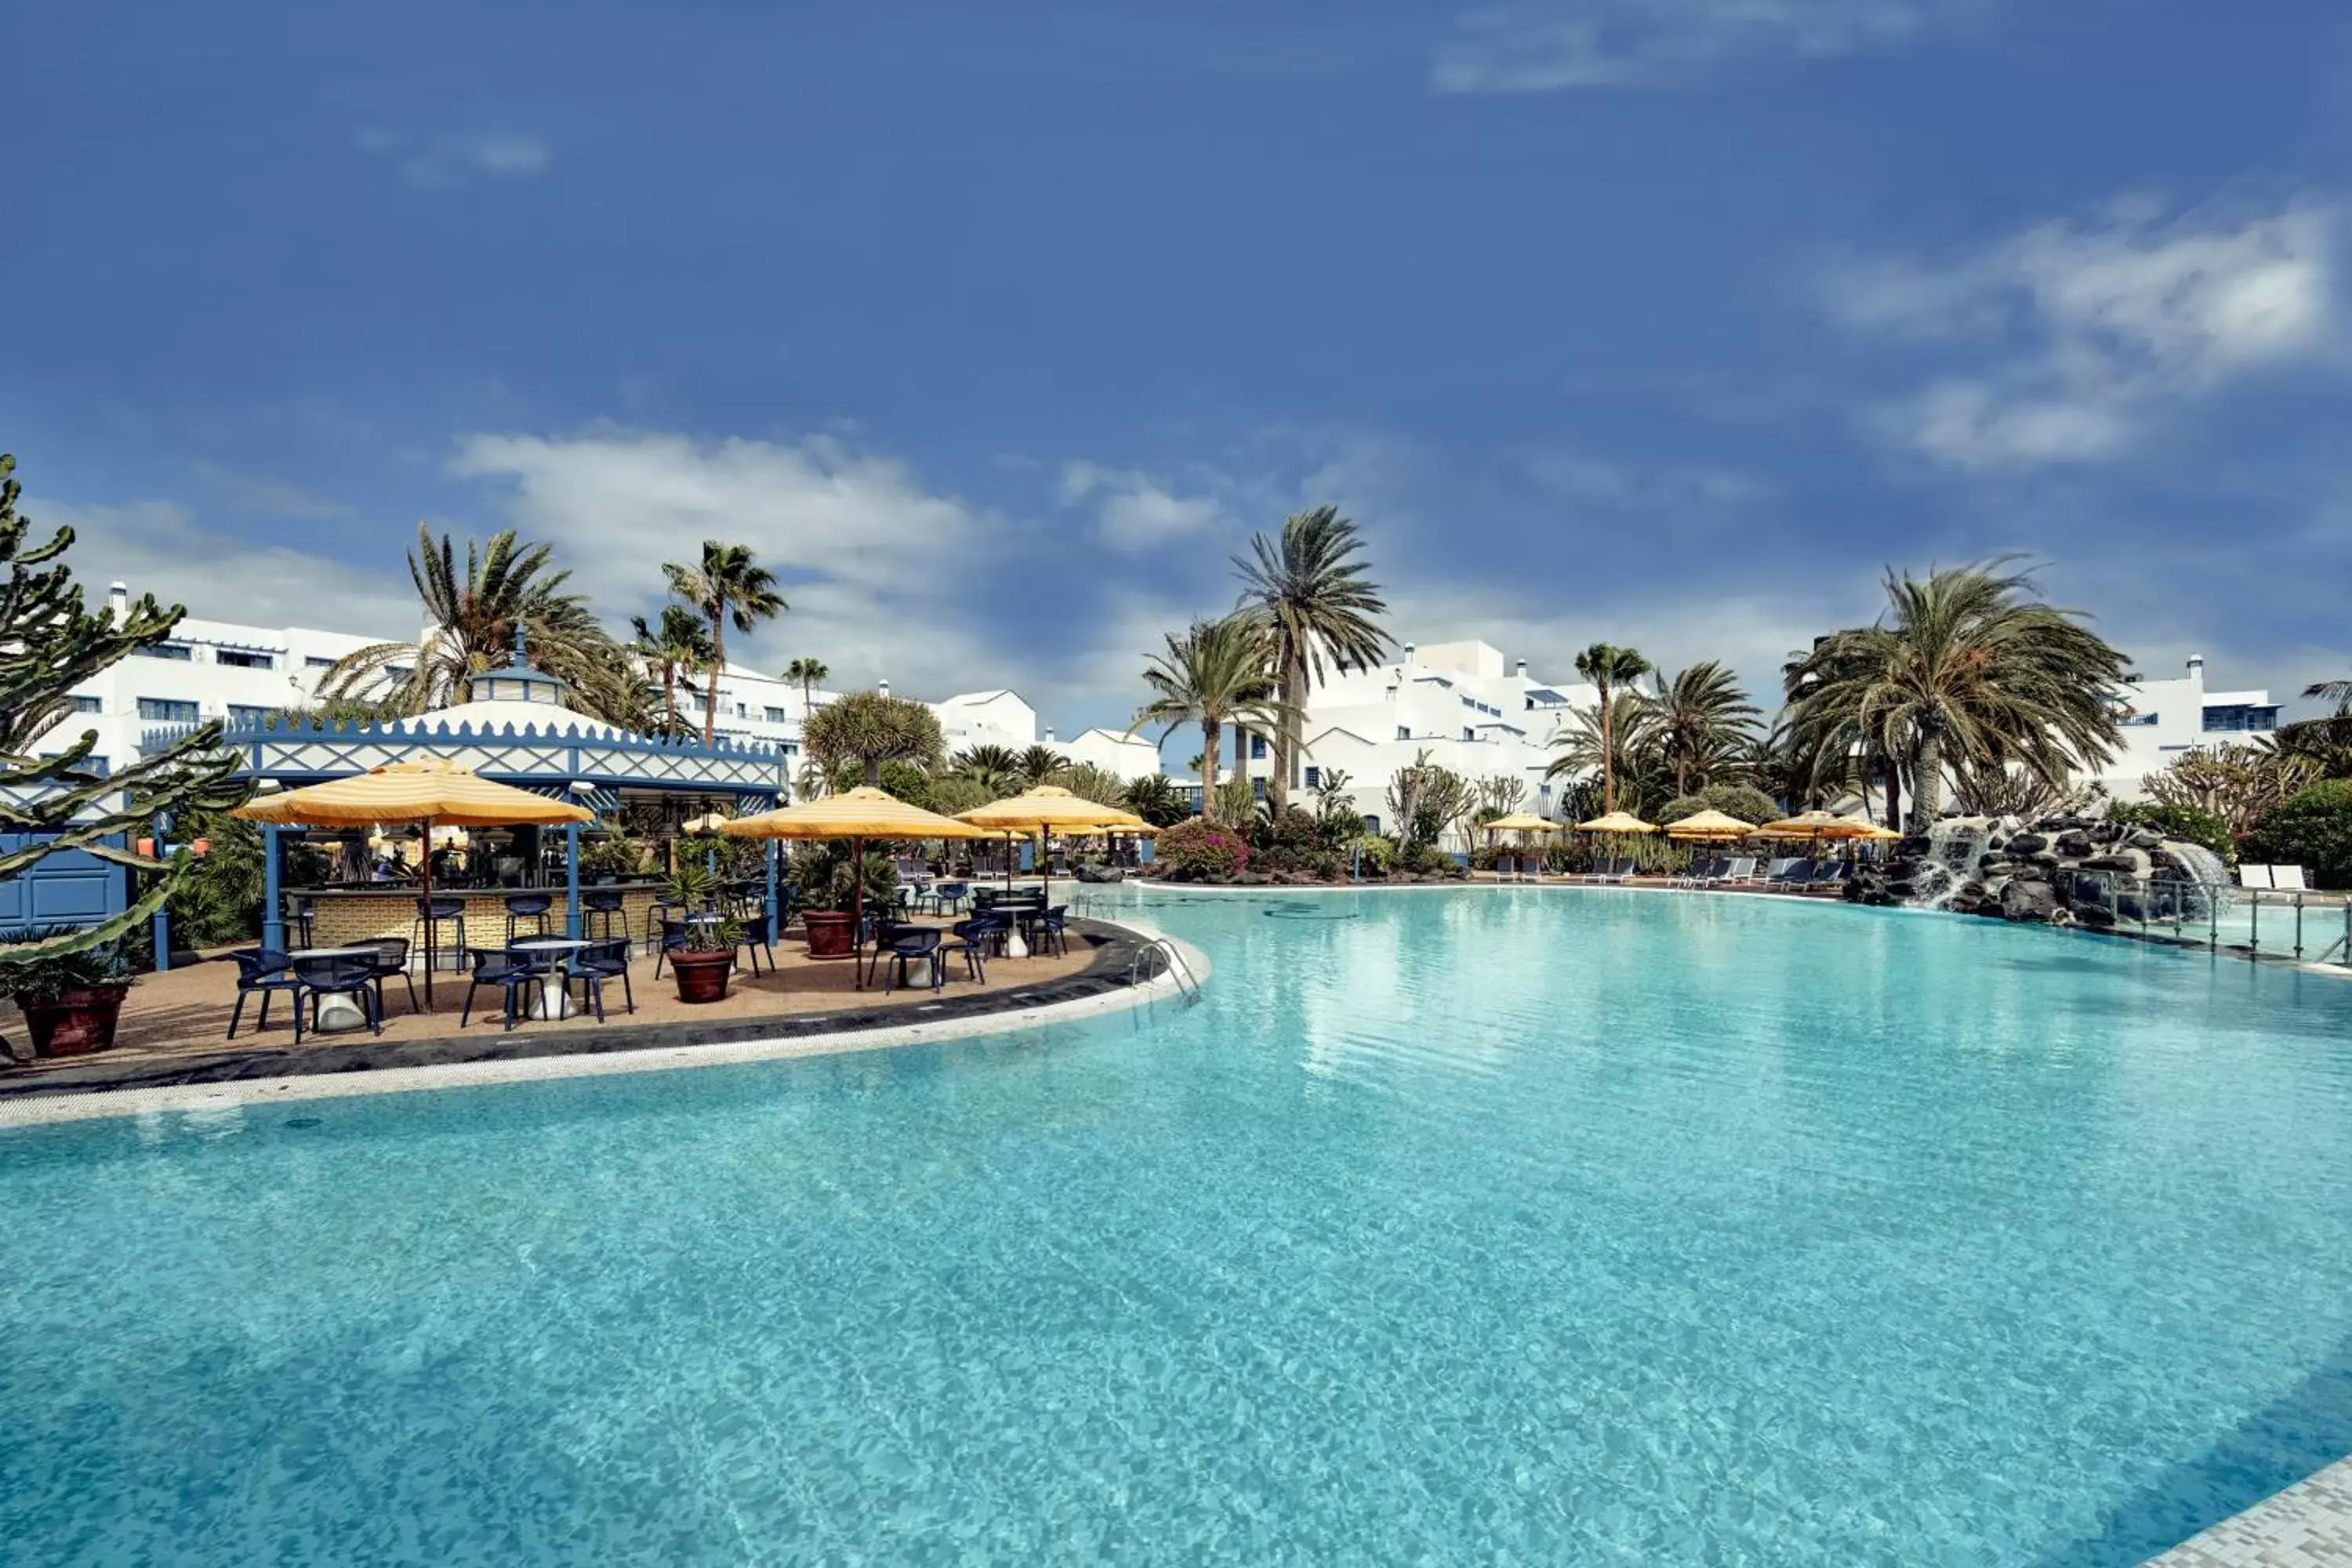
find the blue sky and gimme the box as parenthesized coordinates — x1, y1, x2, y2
(6, 0, 2350, 738)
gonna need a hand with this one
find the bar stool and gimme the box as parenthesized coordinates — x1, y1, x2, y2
(285, 895, 317, 949)
(503, 892, 553, 946)
(409, 897, 470, 974)
(579, 888, 626, 941)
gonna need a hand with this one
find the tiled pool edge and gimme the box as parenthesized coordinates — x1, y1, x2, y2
(2142, 1454, 2352, 1566)
(0, 921, 1211, 1129)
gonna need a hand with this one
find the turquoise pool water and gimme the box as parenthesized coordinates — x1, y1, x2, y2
(7, 888, 2352, 1564)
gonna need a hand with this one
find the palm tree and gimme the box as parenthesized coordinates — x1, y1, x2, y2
(663, 542, 787, 746)
(1016, 744, 1069, 789)
(783, 656, 829, 718)
(1121, 773, 1188, 827)
(1650, 661, 1762, 797)
(322, 524, 643, 727)
(1573, 643, 1653, 815)
(801, 689, 945, 787)
(1131, 616, 1285, 823)
(1545, 691, 1661, 815)
(630, 604, 714, 740)
(951, 743, 1022, 793)
(1781, 560, 2127, 830)
(1233, 506, 1389, 810)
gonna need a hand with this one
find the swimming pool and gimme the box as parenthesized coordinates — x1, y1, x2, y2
(6, 887, 2352, 1563)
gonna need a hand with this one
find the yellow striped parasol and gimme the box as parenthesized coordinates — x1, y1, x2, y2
(232, 758, 593, 829)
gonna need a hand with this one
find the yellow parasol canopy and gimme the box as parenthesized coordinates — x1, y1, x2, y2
(231, 758, 593, 829)
(1576, 811, 1657, 834)
(1754, 809, 1848, 839)
(682, 811, 733, 836)
(720, 786, 993, 842)
(1836, 811, 1904, 841)
(957, 785, 1148, 833)
(1664, 808, 1759, 840)
(1480, 812, 1563, 834)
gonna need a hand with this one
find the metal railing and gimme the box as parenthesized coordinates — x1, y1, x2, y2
(2065, 870, 2350, 965)
(1128, 935, 1202, 1006)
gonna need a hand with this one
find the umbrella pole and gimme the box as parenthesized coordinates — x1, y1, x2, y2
(851, 834, 865, 991)
(421, 814, 434, 1007)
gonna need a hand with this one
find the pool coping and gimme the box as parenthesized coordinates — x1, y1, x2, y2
(2141, 1454, 2352, 1566)
(0, 918, 1211, 1129)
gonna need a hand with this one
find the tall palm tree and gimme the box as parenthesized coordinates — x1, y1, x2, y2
(1546, 691, 1661, 816)
(1131, 616, 1286, 823)
(1016, 744, 1069, 789)
(1233, 506, 1389, 811)
(630, 604, 714, 740)
(1650, 661, 1762, 797)
(1573, 643, 1652, 815)
(322, 524, 643, 726)
(1782, 560, 2127, 830)
(663, 542, 787, 746)
(782, 656, 829, 717)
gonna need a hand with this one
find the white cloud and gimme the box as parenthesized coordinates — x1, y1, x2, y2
(1826, 198, 2337, 466)
(1058, 460, 1231, 550)
(1432, 0, 1962, 93)
(1526, 450, 1769, 509)
(24, 495, 420, 641)
(355, 129, 550, 190)
(193, 463, 357, 523)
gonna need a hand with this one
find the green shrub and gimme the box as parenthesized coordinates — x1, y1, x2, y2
(2107, 800, 2233, 861)
(1349, 834, 1396, 875)
(2240, 779, 2352, 889)
(1153, 818, 1251, 880)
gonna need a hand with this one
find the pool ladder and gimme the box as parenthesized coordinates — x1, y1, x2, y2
(1129, 935, 1202, 1007)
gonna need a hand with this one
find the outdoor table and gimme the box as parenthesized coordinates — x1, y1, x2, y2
(510, 936, 591, 1020)
(287, 946, 384, 1033)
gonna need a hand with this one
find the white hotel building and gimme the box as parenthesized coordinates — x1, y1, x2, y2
(2097, 653, 2281, 798)
(56, 579, 1164, 787)
(1238, 638, 1599, 834)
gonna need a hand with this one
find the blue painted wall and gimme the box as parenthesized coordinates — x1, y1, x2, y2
(0, 833, 129, 936)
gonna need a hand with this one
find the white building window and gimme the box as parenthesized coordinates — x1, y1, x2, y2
(136, 642, 194, 661)
(216, 649, 274, 670)
(137, 697, 198, 723)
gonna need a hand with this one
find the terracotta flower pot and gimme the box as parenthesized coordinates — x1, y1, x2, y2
(669, 948, 735, 1004)
(23, 985, 131, 1057)
(803, 910, 858, 958)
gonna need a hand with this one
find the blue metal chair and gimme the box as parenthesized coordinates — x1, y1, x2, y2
(643, 897, 684, 959)
(734, 911, 776, 976)
(227, 949, 302, 1039)
(503, 892, 554, 946)
(942, 916, 1001, 982)
(365, 937, 419, 1017)
(877, 927, 944, 993)
(569, 937, 635, 1022)
(579, 888, 626, 941)
(461, 946, 547, 1031)
(290, 953, 382, 1044)
(410, 897, 470, 974)
(1033, 906, 1070, 959)
(925, 880, 970, 916)
(652, 914, 695, 979)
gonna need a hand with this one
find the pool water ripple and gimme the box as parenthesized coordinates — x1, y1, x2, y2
(7, 888, 2352, 1563)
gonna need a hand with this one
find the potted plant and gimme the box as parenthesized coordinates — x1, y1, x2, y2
(583, 833, 645, 885)
(0, 938, 134, 1057)
(795, 843, 892, 958)
(661, 866, 740, 1003)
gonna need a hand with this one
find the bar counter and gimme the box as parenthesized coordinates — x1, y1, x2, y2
(292, 881, 675, 951)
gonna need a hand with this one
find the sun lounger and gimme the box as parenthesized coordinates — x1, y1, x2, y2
(1708, 855, 1758, 887)
(1582, 857, 1633, 884)
(1675, 856, 1722, 887)
(1807, 861, 1850, 889)
(2272, 865, 2309, 893)
(1766, 858, 1815, 887)
(2238, 864, 2275, 891)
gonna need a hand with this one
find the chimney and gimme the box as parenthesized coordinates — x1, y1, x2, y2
(1044, 726, 1056, 743)
(1515, 658, 1528, 679)
(1401, 641, 1416, 666)
(878, 677, 891, 697)
(2186, 654, 2205, 677)
(108, 582, 129, 618)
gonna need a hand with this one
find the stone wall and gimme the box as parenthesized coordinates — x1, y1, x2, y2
(1848, 815, 2223, 930)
